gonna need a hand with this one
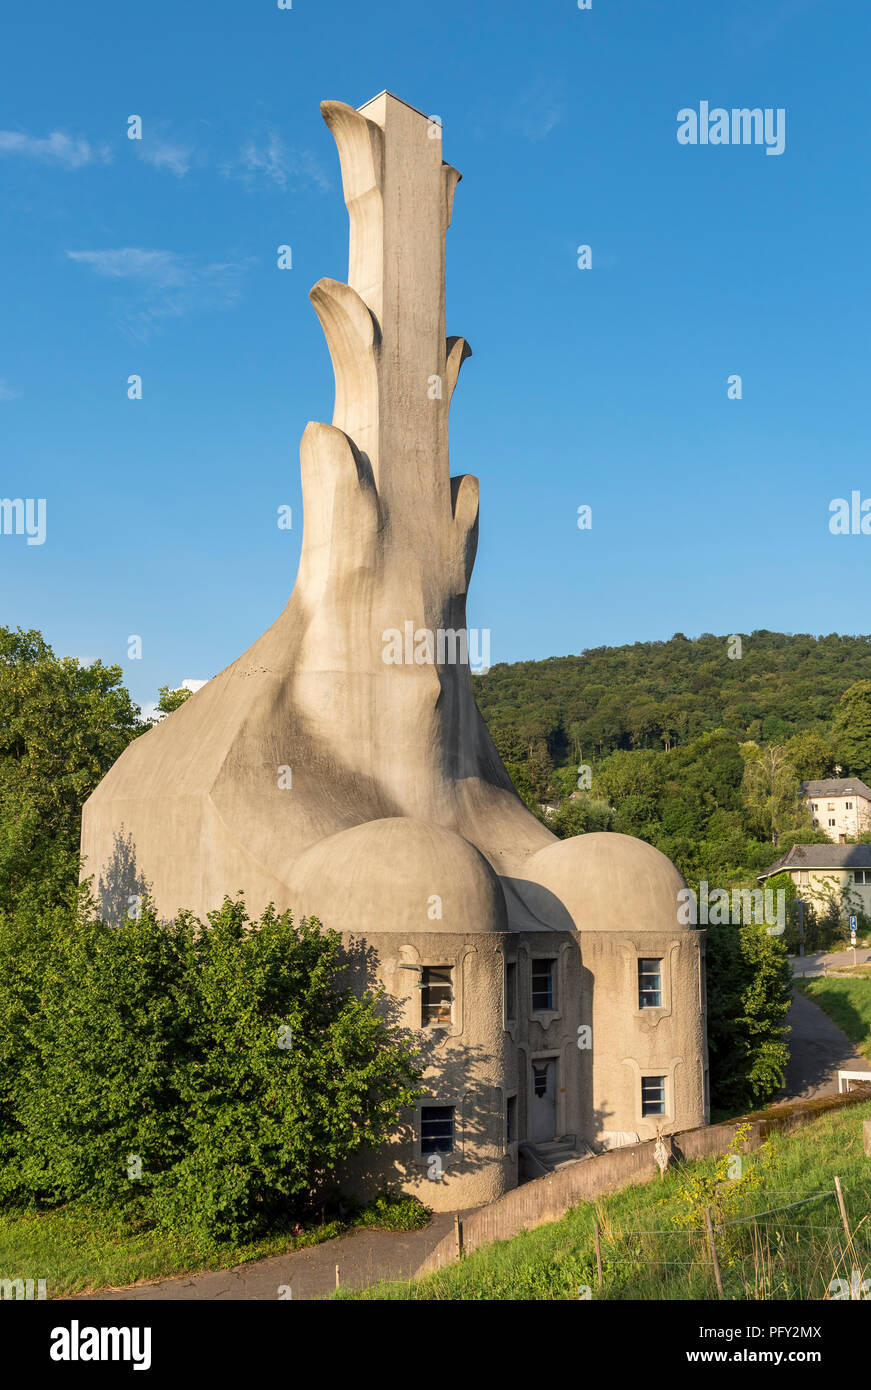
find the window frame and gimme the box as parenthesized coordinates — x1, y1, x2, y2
(637, 957, 663, 1009)
(531, 958, 556, 1013)
(420, 965, 453, 1029)
(504, 959, 517, 1023)
(420, 1104, 455, 1155)
(641, 1074, 667, 1118)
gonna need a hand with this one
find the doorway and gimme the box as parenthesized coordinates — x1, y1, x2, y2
(530, 1058, 557, 1141)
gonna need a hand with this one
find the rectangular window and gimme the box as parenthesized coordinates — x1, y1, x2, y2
(638, 958, 662, 1008)
(846, 802, 854, 810)
(420, 1105, 454, 1154)
(420, 967, 453, 1027)
(812, 803, 818, 811)
(829, 819, 836, 827)
(641, 1076, 666, 1117)
(827, 803, 835, 811)
(799, 870, 809, 884)
(854, 870, 870, 885)
(506, 1094, 517, 1145)
(531, 959, 555, 1011)
(505, 961, 517, 1021)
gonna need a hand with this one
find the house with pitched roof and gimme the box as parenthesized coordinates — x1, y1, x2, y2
(758, 842, 871, 914)
(800, 777, 871, 843)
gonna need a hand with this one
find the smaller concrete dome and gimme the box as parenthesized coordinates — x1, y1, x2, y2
(515, 831, 688, 933)
(287, 816, 509, 934)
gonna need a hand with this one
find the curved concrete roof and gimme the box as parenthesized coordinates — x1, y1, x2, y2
(515, 831, 689, 932)
(287, 816, 509, 935)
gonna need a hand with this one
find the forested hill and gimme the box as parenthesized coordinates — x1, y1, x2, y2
(473, 631, 871, 764)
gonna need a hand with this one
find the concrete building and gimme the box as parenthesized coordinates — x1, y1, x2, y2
(81, 92, 709, 1211)
(801, 777, 871, 842)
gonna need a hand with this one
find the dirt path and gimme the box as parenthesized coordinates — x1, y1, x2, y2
(81, 1210, 472, 1302)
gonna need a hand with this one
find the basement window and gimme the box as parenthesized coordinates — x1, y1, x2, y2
(421, 1105, 454, 1154)
(641, 1076, 666, 1117)
(421, 967, 453, 1027)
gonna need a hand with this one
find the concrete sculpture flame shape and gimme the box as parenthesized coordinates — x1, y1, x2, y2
(82, 92, 690, 948)
(83, 94, 708, 1206)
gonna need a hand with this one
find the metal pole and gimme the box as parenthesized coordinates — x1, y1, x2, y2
(594, 1222, 603, 1292)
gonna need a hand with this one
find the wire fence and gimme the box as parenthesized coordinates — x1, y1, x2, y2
(585, 1178, 870, 1299)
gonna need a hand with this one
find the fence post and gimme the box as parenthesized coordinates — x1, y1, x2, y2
(455, 1214, 464, 1259)
(834, 1177, 852, 1245)
(594, 1222, 603, 1292)
(863, 1121, 871, 1158)
(704, 1207, 725, 1299)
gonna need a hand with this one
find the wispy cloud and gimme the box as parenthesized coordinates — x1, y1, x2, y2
(506, 77, 566, 142)
(0, 129, 112, 168)
(0, 378, 21, 401)
(138, 140, 192, 177)
(66, 247, 248, 340)
(221, 130, 331, 191)
(67, 247, 190, 287)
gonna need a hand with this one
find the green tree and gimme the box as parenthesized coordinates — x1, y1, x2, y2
(706, 918, 792, 1112)
(1, 895, 423, 1240)
(156, 685, 193, 716)
(741, 744, 807, 847)
(783, 729, 836, 781)
(831, 680, 871, 779)
(0, 627, 143, 913)
(550, 796, 612, 838)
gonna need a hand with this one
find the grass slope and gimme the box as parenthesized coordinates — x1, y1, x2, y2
(795, 970, 871, 1060)
(335, 1100, 871, 1300)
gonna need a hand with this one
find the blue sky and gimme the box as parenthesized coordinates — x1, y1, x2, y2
(2, 0, 869, 713)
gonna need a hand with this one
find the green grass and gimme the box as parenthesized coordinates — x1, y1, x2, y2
(334, 1100, 871, 1300)
(795, 973, 871, 1059)
(0, 1205, 346, 1297)
(0, 1191, 430, 1297)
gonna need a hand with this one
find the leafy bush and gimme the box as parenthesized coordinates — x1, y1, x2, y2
(354, 1189, 431, 1231)
(0, 894, 422, 1241)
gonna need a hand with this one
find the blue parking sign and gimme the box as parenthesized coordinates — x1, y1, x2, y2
(850, 915, 858, 929)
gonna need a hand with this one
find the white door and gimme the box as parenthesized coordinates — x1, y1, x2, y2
(530, 1059, 557, 1141)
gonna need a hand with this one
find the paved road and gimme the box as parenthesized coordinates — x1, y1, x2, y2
(80, 1210, 470, 1302)
(791, 947, 871, 977)
(780, 988, 871, 1101)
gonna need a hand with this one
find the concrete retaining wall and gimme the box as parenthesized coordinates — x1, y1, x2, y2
(415, 1086, 871, 1277)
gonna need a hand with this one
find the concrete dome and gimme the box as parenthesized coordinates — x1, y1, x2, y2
(287, 816, 509, 934)
(515, 831, 688, 932)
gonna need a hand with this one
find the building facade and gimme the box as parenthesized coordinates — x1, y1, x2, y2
(801, 778, 871, 842)
(758, 841, 871, 916)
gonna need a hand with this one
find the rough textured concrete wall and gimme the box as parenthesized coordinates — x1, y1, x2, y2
(338, 929, 517, 1210)
(582, 930, 708, 1144)
(415, 1087, 871, 1275)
